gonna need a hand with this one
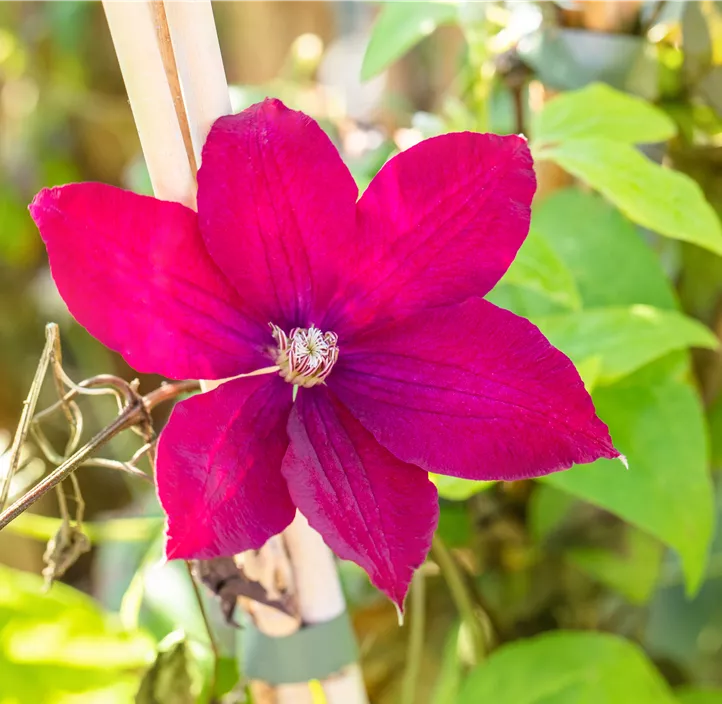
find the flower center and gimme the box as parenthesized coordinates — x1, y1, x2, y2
(270, 324, 339, 388)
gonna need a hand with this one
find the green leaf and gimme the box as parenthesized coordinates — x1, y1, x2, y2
(676, 688, 722, 704)
(535, 305, 718, 386)
(0, 565, 154, 702)
(136, 631, 198, 704)
(459, 631, 677, 704)
(533, 83, 676, 148)
(567, 528, 664, 604)
(6, 512, 163, 543)
(502, 228, 582, 311)
(532, 189, 677, 310)
(360, 2, 458, 80)
(539, 139, 722, 255)
(546, 368, 715, 595)
(431, 473, 494, 501)
(528, 485, 575, 544)
(575, 356, 603, 392)
(709, 396, 722, 470)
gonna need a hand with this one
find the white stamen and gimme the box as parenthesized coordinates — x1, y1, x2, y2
(270, 323, 339, 389)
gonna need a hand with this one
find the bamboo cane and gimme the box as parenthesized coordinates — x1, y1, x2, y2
(101, 3, 368, 701)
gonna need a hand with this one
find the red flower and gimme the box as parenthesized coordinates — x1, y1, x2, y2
(30, 99, 620, 607)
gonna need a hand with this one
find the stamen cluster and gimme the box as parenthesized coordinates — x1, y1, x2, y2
(271, 323, 339, 388)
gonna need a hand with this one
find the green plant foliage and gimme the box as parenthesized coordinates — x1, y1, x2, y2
(536, 305, 718, 386)
(677, 688, 722, 704)
(532, 189, 677, 310)
(503, 228, 582, 311)
(430, 624, 463, 704)
(539, 139, 722, 255)
(136, 631, 198, 704)
(546, 364, 715, 595)
(567, 528, 664, 604)
(0, 565, 154, 703)
(528, 485, 575, 544)
(459, 631, 677, 704)
(532, 83, 677, 147)
(360, 1, 459, 80)
(432, 473, 494, 501)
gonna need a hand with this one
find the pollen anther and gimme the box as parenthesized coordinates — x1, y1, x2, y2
(270, 323, 339, 388)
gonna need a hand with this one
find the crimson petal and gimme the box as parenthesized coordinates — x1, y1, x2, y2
(327, 132, 536, 334)
(331, 298, 620, 481)
(30, 184, 268, 380)
(284, 387, 438, 608)
(197, 99, 358, 329)
(158, 375, 295, 559)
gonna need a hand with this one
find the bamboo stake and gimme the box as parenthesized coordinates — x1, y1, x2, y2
(162, 0, 231, 165)
(102, 1, 195, 207)
(102, 3, 368, 701)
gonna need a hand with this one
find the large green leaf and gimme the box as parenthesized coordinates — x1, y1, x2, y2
(536, 305, 718, 385)
(532, 189, 677, 310)
(539, 139, 722, 255)
(0, 565, 154, 703)
(567, 528, 664, 605)
(361, 2, 459, 80)
(546, 365, 715, 594)
(459, 631, 677, 704)
(528, 485, 575, 544)
(532, 83, 676, 148)
(502, 228, 582, 311)
(677, 689, 722, 704)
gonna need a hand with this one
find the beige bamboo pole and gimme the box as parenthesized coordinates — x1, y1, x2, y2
(102, 1, 196, 208)
(101, 3, 368, 702)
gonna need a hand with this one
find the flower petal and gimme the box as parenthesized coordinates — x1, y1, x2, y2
(330, 298, 620, 481)
(157, 374, 295, 559)
(328, 133, 536, 334)
(30, 184, 268, 380)
(197, 99, 358, 329)
(283, 386, 438, 608)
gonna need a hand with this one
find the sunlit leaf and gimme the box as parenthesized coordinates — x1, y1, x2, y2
(532, 189, 677, 310)
(677, 688, 722, 704)
(361, 2, 459, 80)
(539, 139, 722, 255)
(536, 305, 718, 385)
(136, 631, 197, 704)
(0, 566, 153, 703)
(533, 83, 676, 147)
(431, 473, 494, 501)
(502, 228, 582, 311)
(546, 364, 715, 595)
(459, 631, 677, 704)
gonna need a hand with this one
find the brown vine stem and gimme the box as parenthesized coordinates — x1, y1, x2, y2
(0, 379, 199, 532)
(150, 0, 198, 177)
(0, 323, 57, 511)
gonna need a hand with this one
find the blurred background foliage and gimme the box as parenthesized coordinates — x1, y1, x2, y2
(1, 1, 722, 702)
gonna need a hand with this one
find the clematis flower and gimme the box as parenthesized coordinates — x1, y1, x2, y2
(30, 99, 621, 607)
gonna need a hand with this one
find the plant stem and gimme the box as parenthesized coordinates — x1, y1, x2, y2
(186, 561, 220, 702)
(0, 379, 199, 532)
(0, 323, 56, 510)
(400, 570, 426, 704)
(431, 535, 487, 666)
